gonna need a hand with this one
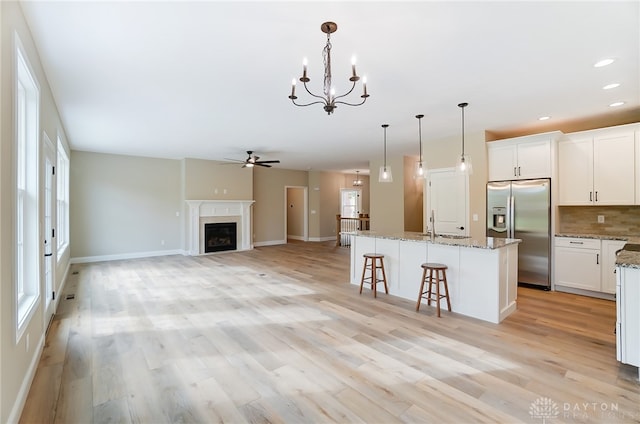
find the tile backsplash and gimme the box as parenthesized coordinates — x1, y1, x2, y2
(558, 206, 640, 236)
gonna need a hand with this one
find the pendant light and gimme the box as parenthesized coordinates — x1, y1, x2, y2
(353, 170, 363, 187)
(378, 124, 393, 182)
(415, 114, 425, 178)
(456, 102, 473, 174)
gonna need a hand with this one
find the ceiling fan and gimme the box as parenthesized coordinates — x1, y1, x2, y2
(224, 151, 280, 168)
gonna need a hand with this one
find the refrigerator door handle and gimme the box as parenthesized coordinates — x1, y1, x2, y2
(506, 195, 514, 238)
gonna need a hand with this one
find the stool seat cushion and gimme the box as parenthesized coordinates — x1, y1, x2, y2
(364, 253, 384, 258)
(421, 262, 447, 270)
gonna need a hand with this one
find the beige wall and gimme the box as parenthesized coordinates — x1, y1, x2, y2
(253, 167, 308, 243)
(1, 2, 71, 422)
(370, 155, 405, 233)
(183, 157, 252, 200)
(70, 152, 182, 258)
(403, 155, 424, 232)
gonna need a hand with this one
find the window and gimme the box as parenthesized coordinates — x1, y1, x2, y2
(15, 35, 40, 337)
(57, 136, 69, 258)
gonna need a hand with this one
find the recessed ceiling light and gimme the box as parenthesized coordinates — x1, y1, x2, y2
(603, 83, 620, 90)
(609, 101, 625, 107)
(594, 58, 615, 68)
(593, 59, 613, 68)
(538, 116, 550, 121)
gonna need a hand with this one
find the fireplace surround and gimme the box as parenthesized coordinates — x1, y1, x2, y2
(186, 200, 255, 255)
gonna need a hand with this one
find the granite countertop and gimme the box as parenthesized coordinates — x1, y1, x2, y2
(349, 230, 521, 250)
(555, 233, 640, 269)
(555, 233, 640, 242)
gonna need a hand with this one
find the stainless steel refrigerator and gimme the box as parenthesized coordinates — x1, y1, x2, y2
(486, 178, 551, 289)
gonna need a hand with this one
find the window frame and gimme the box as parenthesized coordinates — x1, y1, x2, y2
(56, 135, 70, 260)
(14, 33, 41, 340)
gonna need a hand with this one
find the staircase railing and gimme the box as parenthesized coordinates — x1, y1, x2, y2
(336, 214, 370, 247)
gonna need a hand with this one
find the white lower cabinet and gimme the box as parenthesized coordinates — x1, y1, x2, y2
(555, 237, 601, 291)
(554, 237, 626, 295)
(616, 265, 640, 375)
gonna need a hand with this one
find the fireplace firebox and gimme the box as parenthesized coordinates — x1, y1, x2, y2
(204, 222, 237, 253)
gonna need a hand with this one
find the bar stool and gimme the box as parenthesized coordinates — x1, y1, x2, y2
(359, 253, 388, 297)
(416, 262, 451, 317)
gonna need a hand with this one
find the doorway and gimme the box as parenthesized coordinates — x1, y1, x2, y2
(425, 168, 469, 236)
(285, 186, 308, 242)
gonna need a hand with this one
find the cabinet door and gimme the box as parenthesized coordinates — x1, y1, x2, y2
(517, 140, 551, 179)
(558, 138, 593, 205)
(601, 240, 626, 294)
(487, 142, 517, 181)
(593, 132, 635, 205)
(555, 246, 601, 291)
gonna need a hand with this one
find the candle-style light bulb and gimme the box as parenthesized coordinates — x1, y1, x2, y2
(362, 76, 368, 97)
(351, 55, 357, 78)
(290, 79, 296, 97)
(302, 57, 308, 80)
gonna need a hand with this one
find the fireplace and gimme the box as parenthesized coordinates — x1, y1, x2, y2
(204, 222, 237, 253)
(186, 200, 254, 255)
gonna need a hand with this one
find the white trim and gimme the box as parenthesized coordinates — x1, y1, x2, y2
(7, 331, 46, 424)
(254, 239, 286, 247)
(185, 200, 255, 255)
(308, 236, 336, 242)
(70, 249, 183, 264)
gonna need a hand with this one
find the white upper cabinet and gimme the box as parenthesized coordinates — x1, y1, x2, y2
(558, 127, 635, 206)
(487, 135, 553, 181)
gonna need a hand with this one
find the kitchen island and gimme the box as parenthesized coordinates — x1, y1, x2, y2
(349, 231, 521, 324)
(615, 245, 640, 379)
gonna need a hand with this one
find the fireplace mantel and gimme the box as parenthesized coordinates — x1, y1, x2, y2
(186, 200, 255, 255)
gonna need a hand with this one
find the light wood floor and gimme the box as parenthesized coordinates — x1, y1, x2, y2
(20, 240, 640, 423)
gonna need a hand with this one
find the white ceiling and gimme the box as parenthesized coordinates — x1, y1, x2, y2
(20, 1, 640, 172)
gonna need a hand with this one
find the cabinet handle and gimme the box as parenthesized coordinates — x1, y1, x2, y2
(596, 253, 600, 265)
(569, 241, 584, 244)
(595, 191, 598, 202)
(513, 167, 517, 177)
(518, 166, 521, 176)
(589, 191, 593, 202)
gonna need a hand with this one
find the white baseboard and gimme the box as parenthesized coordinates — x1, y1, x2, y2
(54, 260, 71, 311)
(254, 239, 286, 247)
(7, 332, 46, 424)
(287, 235, 306, 241)
(70, 249, 184, 264)
(308, 236, 336, 242)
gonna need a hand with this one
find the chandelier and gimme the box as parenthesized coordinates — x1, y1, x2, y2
(353, 170, 363, 187)
(289, 22, 369, 115)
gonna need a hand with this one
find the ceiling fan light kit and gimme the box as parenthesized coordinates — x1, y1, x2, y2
(289, 21, 369, 115)
(224, 151, 280, 168)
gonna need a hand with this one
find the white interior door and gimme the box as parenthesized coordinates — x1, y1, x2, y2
(426, 168, 468, 236)
(43, 134, 56, 325)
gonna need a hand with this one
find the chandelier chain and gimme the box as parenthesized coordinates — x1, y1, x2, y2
(323, 34, 332, 97)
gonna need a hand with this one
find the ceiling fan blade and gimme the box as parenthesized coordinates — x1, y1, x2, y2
(255, 163, 272, 167)
(255, 160, 280, 164)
